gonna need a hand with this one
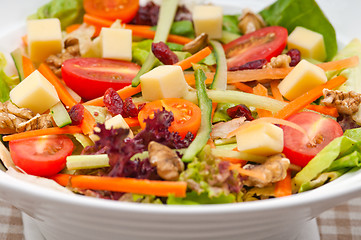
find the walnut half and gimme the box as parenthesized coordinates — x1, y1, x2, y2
(238, 9, 266, 35)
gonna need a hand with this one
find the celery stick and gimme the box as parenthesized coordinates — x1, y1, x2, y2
(184, 89, 287, 113)
(131, 0, 179, 87)
(182, 69, 213, 162)
(209, 40, 227, 90)
(66, 154, 109, 170)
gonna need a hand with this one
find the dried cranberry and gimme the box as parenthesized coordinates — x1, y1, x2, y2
(229, 59, 267, 71)
(287, 49, 301, 67)
(123, 97, 138, 118)
(130, 1, 160, 26)
(103, 88, 124, 116)
(151, 42, 179, 65)
(227, 104, 254, 121)
(69, 103, 85, 125)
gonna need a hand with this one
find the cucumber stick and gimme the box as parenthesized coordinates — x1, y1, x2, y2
(131, 0, 179, 87)
(50, 102, 72, 127)
(66, 154, 110, 170)
(10, 48, 25, 81)
(209, 40, 227, 90)
(182, 69, 212, 162)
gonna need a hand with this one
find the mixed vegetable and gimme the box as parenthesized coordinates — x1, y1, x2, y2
(0, 0, 361, 204)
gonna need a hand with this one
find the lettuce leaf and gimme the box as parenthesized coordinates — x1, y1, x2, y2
(260, 0, 337, 60)
(167, 191, 236, 205)
(0, 53, 12, 102)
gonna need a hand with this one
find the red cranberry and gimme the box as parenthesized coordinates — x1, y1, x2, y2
(68, 104, 84, 125)
(287, 49, 301, 67)
(103, 88, 124, 116)
(151, 42, 179, 65)
(227, 104, 254, 121)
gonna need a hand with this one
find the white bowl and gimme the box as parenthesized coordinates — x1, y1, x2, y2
(1, 1, 361, 240)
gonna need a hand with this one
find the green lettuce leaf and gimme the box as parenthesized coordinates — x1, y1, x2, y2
(260, 0, 337, 60)
(167, 191, 236, 205)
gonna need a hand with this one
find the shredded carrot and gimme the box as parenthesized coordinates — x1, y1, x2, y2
(175, 47, 212, 70)
(184, 73, 213, 86)
(232, 82, 253, 93)
(21, 35, 28, 46)
(211, 102, 218, 122)
(274, 170, 292, 197)
(305, 104, 339, 118)
(124, 117, 140, 127)
(270, 80, 284, 101)
(273, 75, 347, 119)
(207, 138, 216, 149)
(2, 126, 83, 142)
(51, 174, 187, 198)
(80, 108, 97, 135)
(22, 55, 36, 78)
(65, 24, 81, 33)
(83, 84, 142, 106)
(253, 84, 273, 117)
(83, 14, 192, 44)
(38, 63, 78, 108)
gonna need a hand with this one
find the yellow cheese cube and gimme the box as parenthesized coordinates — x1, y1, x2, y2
(100, 27, 132, 61)
(192, 5, 223, 39)
(27, 18, 62, 63)
(105, 114, 134, 138)
(278, 59, 327, 100)
(236, 122, 284, 156)
(288, 26, 326, 62)
(10, 70, 60, 113)
(140, 65, 188, 101)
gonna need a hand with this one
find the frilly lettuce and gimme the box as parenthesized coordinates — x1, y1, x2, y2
(0, 53, 16, 102)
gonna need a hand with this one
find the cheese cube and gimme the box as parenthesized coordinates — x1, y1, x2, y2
(193, 5, 223, 39)
(236, 122, 284, 156)
(278, 59, 327, 100)
(105, 114, 134, 138)
(288, 26, 327, 62)
(10, 70, 60, 113)
(140, 65, 188, 101)
(100, 28, 132, 61)
(27, 18, 62, 63)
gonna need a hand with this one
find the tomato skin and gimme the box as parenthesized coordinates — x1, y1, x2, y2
(138, 98, 202, 138)
(83, 0, 139, 23)
(281, 112, 343, 167)
(9, 135, 74, 177)
(62, 58, 140, 100)
(223, 26, 288, 70)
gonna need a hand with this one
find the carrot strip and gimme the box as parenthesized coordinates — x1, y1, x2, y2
(273, 76, 347, 119)
(270, 80, 284, 101)
(221, 157, 247, 165)
(83, 84, 142, 106)
(253, 83, 273, 117)
(2, 126, 83, 142)
(51, 174, 187, 198)
(274, 170, 292, 197)
(80, 108, 97, 135)
(22, 55, 36, 78)
(83, 14, 192, 44)
(38, 63, 78, 108)
(232, 82, 253, 93)
(66, 24, 81, 33)
(22, 35, 28, 46)
(124, 117, 140, 127)
(175, 47, 212, 70)
(211, 102, 218, 122)
(305, 104, 339, 118)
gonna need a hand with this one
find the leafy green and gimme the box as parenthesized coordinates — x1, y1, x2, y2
(0, 53, 13, 102)
(212, 103, 235, 123)
(260, 0, 337, 60)
(222, 15, 241, 35)
(298, 170, 348, 192)
(167, 191, 236, 205)
(28, 0, 84, 30)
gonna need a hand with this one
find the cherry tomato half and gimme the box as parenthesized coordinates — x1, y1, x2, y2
(223, 26, 288, 70)
(138, 98, 202, 138)
(9, 135, 74, 177)
(62, 58, 141, 100)
(83, 0, 139, 23)
(281, 112, 343, 167)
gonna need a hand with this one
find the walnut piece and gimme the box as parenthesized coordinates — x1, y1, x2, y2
(182, 33, 209, 54)
(238, 8, 266, 34)
(0, 101, 54, 134)
(263, 54, 291, 69)
(148, 141, 184, 181)
(45, 37, 81, 77)
(243, 154, 290, 188)
(322, 89, 361, 115)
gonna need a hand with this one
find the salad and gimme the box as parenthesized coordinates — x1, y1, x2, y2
(0, 0, 360, 205)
